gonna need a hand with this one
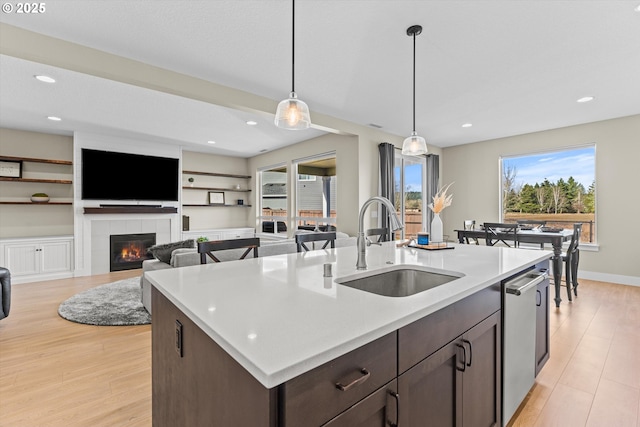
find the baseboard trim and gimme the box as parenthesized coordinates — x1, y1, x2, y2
(580, 270, 640, 287)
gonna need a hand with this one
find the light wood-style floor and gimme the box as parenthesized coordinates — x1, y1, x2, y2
(0, 272, 638, 426)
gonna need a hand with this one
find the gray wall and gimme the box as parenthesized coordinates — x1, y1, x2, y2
(442, 114, 640, 283)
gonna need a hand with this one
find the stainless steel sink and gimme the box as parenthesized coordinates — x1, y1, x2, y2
(336, 266, 463, 297)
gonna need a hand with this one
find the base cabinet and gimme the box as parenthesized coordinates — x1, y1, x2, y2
(322, 381, 398, 427)
(398, 312, 501, 427)
(153, 279, 507, 427)
(535, 277, 550, 375)
(0, 236, 73, 283)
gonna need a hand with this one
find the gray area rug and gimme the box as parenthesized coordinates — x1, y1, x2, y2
(58, 277, 151, 326)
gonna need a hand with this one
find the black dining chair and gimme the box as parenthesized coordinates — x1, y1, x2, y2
(198, 238, 260, 264)
(484, 222, 519, 247)
(561, 223, 582, 301)
(366, 227, 389, 244)
(295, 232, 336, 252)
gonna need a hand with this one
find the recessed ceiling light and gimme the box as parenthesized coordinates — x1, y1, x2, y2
(35, 75, 55, 83)
(207, 140, 216, 144)
(47, 116, 61, 121)
(635, 4, 640, 12)
(462, 123, 473, 128)
(246, 120, 258, 126)
(576, 96, 595, 103)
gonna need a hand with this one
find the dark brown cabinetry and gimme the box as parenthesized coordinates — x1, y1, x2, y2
(152, 280, 505, 427)
(322, 381, 398, 427)
(535, 276, 550, 376)
(398, 310, 501, 426)
(279, 332, 397, 427)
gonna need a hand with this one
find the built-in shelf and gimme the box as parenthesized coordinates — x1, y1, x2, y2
(0, 177, 72, 184)
(84, 206, 178, 214)
(183, 170, 251, 179)
(0, 155, 72, 165)
(0, 201, 72, 205)
(183, 186, 251, 192)
(182, 204, 252, 208)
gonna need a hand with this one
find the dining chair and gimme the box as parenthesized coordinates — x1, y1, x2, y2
(366, 227, 389, 244)
(484, 222, 519, 247)
(295, 232, 337, 252)
(198, 238, 260, 264)
(463, 220, 479, 245)
(561, 223, 582, 301)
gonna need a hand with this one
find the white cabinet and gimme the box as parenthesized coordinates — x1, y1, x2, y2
(1, 236, 73, 284)
(182, 228, 255, 242)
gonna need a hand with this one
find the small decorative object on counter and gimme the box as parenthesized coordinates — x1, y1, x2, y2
(428, 183, 453, 243)
(31, 192, 50, 203)
(196, 236, 209, 243)
(417, 232, 430, 245)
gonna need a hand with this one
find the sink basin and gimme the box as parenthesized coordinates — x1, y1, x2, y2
(336, 266, 463, 297)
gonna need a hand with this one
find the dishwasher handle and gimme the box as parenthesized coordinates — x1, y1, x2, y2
(505, 272, 547, 296)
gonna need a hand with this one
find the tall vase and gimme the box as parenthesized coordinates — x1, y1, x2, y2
(431, 213, 443, 243)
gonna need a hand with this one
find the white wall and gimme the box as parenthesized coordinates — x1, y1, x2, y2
(443, 114, 640, 284)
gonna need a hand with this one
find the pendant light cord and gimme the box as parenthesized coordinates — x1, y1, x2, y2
(412, 30, 416, 133)
(291, 0, 295, 93)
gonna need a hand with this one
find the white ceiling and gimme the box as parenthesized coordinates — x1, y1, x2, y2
(1, 1, 639, 157)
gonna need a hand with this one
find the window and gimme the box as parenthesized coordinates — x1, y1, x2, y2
(294, 154, 337, 232)
(258, 164, 288, 237)
(501, 145, 596, 243)
(394, 152, 426, 240)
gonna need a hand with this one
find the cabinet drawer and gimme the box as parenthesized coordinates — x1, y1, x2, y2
(280, 332, 397, 427)
(398, 283, 500, 374)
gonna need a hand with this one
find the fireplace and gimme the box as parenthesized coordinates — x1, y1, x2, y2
(110, 233, 156, 272)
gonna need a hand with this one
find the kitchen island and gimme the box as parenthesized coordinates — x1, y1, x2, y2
(147, 242, 551, 426)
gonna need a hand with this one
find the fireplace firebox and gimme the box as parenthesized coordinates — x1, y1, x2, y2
(109, 233, 156, 272)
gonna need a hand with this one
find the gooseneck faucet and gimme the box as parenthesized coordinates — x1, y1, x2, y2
(357, 196, 404, 270)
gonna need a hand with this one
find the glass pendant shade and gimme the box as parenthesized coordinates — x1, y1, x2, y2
(402, 131, 428, 155)
(275, 92, 311, 130)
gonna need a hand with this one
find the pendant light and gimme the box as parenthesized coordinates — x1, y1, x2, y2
(275, 0, 311, 130)
(402, 25, 428, 155)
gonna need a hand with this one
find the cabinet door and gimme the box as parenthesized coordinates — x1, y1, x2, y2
(535, 279, 550, 376)
(40, 240, 72, 274)
(4, 243, 39, 276)
(461, 311, 501, 427)
(322, 381, 398, 427)
(398, 339, 463, 427)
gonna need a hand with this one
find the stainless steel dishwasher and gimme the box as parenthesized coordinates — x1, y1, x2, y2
(503, 269, 548, 425)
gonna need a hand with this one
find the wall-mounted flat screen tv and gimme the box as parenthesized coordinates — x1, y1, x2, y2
(81, 148, 179, 201)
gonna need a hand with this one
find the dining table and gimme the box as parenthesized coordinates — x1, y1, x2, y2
(456, 227, 574, 307)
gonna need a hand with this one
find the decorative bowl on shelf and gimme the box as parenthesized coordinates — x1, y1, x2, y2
(31, 193, 50, 203)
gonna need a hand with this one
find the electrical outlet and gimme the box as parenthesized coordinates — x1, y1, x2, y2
(175, 320, 183, 357)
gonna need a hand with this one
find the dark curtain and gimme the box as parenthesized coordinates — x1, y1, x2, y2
(378, 143, 395, 240)
(426, 154, 439, 233)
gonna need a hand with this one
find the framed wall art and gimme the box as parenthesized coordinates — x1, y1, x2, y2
(0, 160, 22, 178)
(208, 191, 225, 205)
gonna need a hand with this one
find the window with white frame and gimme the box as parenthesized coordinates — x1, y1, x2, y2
(500, 145, 596, 243)
(258, 164, 288, 237)
(294, 153, 337, 232)
(394, 151, 426, 240)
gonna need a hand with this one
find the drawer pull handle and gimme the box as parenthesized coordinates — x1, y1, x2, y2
(335, 368, 370, 391)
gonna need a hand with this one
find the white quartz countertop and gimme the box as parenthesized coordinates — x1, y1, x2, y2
(146, 242, 551, 388)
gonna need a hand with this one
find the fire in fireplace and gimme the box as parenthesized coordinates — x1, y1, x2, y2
(110, 233, 156, 272)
